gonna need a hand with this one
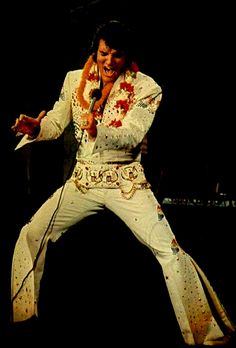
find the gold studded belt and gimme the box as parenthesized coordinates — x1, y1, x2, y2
(70, 161, 150, 199)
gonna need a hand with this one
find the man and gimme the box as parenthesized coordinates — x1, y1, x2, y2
(11, 20, 235, 345)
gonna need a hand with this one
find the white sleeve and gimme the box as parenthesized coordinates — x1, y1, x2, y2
(15, 71, 73, 150)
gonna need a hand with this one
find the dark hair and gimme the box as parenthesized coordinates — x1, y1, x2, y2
(89, 20, 137, 68)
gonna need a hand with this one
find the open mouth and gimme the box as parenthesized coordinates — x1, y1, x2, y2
(104, 66, 116, 78)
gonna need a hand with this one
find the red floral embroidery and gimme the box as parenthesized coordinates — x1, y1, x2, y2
(120, 81, 134, 93)
(114, 82, 134, 114)
(115, 99, 130, 113)
(109, 119, 122, 127)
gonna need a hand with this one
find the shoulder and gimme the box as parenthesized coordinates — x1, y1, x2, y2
(130, 71, 162, 98)
(64, 69, 83, 83)
(136, 71, 161, 90)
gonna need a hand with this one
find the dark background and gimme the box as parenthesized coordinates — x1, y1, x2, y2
(1, 1, 235, 199)
(1, 1, 235, 346)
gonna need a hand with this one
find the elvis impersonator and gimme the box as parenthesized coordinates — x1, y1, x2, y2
(10, 19, 235, 346)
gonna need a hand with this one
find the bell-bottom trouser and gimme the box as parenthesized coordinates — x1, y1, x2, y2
(11, 181, 235, 345)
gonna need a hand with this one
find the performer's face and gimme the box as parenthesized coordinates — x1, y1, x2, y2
(96, 39, 126, 86)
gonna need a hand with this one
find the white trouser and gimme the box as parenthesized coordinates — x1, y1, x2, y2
(11, 181, 235, 345)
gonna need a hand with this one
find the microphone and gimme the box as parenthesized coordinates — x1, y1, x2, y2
(79, 88, 102, 128)
(88, 88, 102, 112)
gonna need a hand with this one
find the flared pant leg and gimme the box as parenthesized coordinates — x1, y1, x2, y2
(11, 183, 105, 322)
(106, 188, 235, 345)
(11, 224, 37, 322)
(11, 185, 72, 322)
(161, 246, 235, 345)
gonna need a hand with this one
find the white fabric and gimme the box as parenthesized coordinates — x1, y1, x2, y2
(11, 182, 235, 344)
(11, 63, 235, 345)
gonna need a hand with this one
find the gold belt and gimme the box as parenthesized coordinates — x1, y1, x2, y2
(70, 161, 150, 199)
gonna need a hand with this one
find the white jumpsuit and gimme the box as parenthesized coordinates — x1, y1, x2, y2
(11, 60, 235, 345)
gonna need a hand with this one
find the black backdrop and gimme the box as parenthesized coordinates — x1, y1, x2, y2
(1, 1, 235, 344)
(1, 1, 235, 200)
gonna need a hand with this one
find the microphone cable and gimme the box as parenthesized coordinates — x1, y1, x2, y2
(11, 88, 102, 305)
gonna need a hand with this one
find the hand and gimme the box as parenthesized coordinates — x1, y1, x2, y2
(11, 110, 46, 137)
(80, 112, 97, 140)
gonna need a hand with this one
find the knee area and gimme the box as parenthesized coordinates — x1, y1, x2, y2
(148, 220, 176, 257)
(23, 220, 43, 247)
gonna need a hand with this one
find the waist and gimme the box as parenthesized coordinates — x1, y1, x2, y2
(70, 160, 149, 189)
(76, 149, 142, 164)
